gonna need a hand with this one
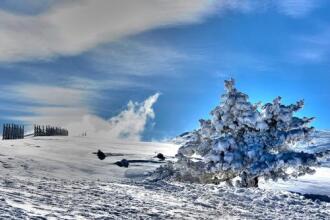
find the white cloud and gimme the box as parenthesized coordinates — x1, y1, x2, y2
(16, 106, 91, 128)
(0, 0, 320, 62)
(65, 75, 150, 91)
(276, 0, 321, 18)
(0, 0, 56, 15)
(0, 0, 215, 62)
(2, 83, 92, 129)
(87, 41, 192, 76)
(6, 84, 90, 106)
(215, 0, 322, 18)
(65, 93, 160, 141)
(6, 83, 160, 141)
(289, 26, 330, 63)
(107, 93, 160, 140)
(291, 49, 326, 63)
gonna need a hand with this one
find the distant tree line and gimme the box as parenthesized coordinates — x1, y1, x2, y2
(2, 124, 24, 140)
(34, 125, 68, 136)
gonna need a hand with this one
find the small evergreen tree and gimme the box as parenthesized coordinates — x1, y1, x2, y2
(168, 79, 327, 187)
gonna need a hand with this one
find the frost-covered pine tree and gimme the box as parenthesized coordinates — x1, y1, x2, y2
(167, 79, 325, 187)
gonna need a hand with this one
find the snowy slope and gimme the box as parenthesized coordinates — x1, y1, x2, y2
(0, 136, 177, 180)
(0, 134, 329, 219)
(261, 131, 330, 197)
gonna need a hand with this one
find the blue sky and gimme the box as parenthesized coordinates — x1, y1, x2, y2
(0, 0, 329, 141)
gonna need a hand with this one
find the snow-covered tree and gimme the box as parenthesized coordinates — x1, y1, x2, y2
(165, 79, 327, 187)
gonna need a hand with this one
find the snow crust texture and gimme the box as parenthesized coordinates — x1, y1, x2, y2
(0, 136, 329, 219)
(0, 175, 329, 219)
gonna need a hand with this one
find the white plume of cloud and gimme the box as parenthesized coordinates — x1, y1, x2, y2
(0, 0, 214, 62)
(65, 93, 160, 141)
(108, 93, 160, 140)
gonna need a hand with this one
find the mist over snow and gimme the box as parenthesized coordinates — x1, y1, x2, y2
(66, 93, 160, 141)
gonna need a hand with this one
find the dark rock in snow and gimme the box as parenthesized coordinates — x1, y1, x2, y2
(156, 153, 165, 161)
(97, 150, 106, 160)
(115, 159, 129, 168)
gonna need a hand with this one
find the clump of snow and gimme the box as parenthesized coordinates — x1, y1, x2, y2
(160, 79, 329, 187)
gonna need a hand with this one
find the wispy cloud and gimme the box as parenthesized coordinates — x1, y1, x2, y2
(291, 49, 327, 63)
(0, 0, 321, 62)
(275, 0, 322, 18)
(216, 0, 322, 18)
(290, 26, 330, 63)
(87, 41, 192, 76)
(65, 75, 150, 91)
(5, 84, 90, 107)
(0, 0, 56, 15)
(0, 0, 215, 62)
(1, 83, 92, 126)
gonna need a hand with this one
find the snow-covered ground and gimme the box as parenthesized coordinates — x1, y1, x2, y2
(0, 134, 329, 219)
(260, 131, 330, 198)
